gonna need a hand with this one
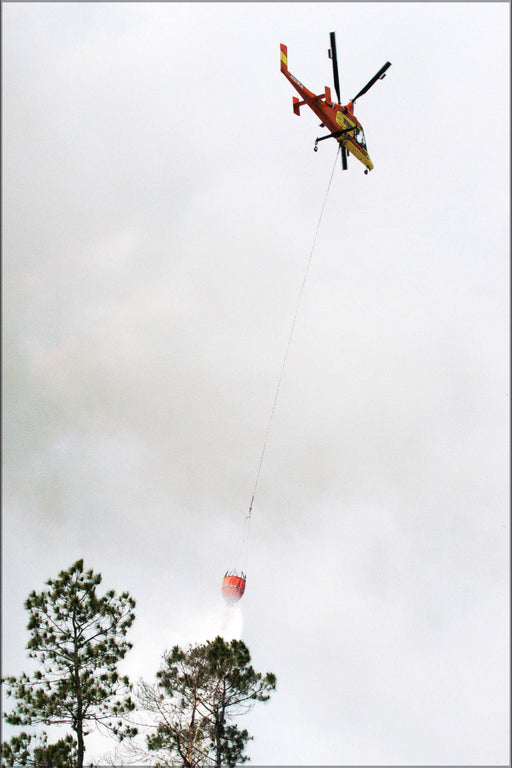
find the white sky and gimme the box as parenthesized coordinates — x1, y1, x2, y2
(2, 2, 510, 765)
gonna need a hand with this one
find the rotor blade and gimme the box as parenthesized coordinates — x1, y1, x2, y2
(351, 61, 391, 103)
(328, 32, 341, 103)
(341, 143, 348, 170)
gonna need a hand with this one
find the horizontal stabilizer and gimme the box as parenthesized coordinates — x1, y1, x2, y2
(292, 97, 305, 115)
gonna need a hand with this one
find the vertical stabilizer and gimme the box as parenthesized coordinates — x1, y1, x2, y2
(280, 44, 288, 73)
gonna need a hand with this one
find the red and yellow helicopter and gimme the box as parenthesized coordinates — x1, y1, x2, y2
(280, 32, 391, 173)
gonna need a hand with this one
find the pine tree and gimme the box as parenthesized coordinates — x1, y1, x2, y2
(3, 559, 137, 768)
(134, 636, 276, 767)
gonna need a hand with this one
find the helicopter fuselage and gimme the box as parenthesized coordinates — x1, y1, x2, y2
(281, 45, 374, 172)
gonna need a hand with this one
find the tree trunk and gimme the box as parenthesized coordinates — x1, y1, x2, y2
(76, 723, 85, 768)
(215, 679, 227, 768)
(73, 613, 84, 768)
(215, 713, 222, 768)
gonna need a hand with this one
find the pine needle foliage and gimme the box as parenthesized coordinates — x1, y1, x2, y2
(1, 731, 78, 767)
(2, 559, 137, 768)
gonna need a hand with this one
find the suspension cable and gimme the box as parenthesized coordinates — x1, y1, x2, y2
(235, 147, 341, 571)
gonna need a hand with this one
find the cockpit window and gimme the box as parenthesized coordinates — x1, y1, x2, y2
(354, 126, 367, 149)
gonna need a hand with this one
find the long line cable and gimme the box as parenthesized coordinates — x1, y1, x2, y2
(234, 146, 341, 572)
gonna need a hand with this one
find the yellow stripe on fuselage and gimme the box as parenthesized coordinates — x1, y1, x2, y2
(280, 51, 287, 66)
(342, 138, 373, 171)
(335, 110, 373, 170)
(336, 111, 354, 131)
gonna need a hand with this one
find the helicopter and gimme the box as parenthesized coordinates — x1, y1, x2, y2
(280, 32, 391, 173)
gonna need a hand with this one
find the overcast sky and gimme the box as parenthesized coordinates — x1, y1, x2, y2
(2, 2, 509, 765)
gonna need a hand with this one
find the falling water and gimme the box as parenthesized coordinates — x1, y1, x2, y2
(219, 602, 244, 640)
